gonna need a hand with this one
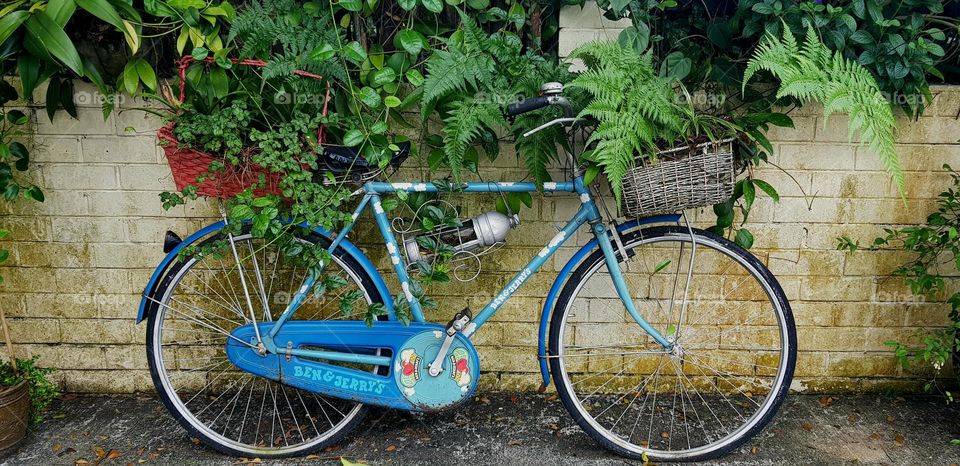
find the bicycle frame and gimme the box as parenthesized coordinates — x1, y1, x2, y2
(250, 175, 673, 367)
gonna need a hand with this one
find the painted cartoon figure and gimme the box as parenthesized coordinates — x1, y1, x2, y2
(399, 348, 421, 396)
(448, 347, 471, 391)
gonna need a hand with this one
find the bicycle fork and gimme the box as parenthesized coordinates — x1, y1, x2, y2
(590, 220, 673, 350)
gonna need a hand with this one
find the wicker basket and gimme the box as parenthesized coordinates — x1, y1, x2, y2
(621, 138, 735, 218)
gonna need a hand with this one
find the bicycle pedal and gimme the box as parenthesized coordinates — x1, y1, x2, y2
(445, 308, 472, 335)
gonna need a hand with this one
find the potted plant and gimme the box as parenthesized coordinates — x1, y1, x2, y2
(0, 301, 29, 455)
(0, 297, 58, 454)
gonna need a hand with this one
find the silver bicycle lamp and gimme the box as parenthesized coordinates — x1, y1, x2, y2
(403, 211, 520, 263)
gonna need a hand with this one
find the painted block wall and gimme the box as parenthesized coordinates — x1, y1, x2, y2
(0, 5, 958, 392)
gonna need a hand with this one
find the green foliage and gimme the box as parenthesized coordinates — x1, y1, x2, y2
(0, 356, 59, 427)
(745, 25, 903, 197)
(839, 164, 960, 389)
(421, 10, 573, 188)
(0, 0, 233, 118)
(0, 88, 43, 284)
(441, 96, 506, 180)
(567, 41, 744, 204)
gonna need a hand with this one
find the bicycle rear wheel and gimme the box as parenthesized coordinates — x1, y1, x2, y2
(549, 226, 796, 462)
(146, 226, 384, 458)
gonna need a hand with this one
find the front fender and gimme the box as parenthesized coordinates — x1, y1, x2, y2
(136, 222, 394, 323)
(536, 214, 681, 390)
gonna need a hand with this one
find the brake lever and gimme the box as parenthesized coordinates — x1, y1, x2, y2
(522, 117, 580, 138)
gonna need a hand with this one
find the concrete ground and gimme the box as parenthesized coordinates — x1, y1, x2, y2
(1, 392, 958, 465)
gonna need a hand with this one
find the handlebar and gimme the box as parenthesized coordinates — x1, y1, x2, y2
(506, 96, 552, 117)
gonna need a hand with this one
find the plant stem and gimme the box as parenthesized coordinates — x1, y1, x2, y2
(0, 299, 17, 374)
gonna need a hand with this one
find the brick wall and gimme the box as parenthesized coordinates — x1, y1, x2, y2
(0, 7, 958, 393)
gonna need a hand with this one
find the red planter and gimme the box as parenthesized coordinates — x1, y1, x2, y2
(158, 123, 282, 198)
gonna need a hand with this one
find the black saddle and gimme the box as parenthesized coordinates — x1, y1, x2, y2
(318, 142, 411, 181)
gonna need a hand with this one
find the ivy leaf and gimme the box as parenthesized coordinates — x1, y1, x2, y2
(384, 95, 401, 108)
(122, 61, 140, 94)
(398, 0, 416, 9)
(135, 59, 157, 91)
(742, 179, 756, 211)
(660, 51, 691, 81)
(405, 69, 424, 86)
(421, 0, 443, 13)
(343, 129, 365, 147)
(229, 204, 255, 221)
(752, 179, 780, 202)
(309, 43, 336, 61)
(396, 29, 427, 56)
(609, 0, 630, 14)
(618, 23, 649, 53)
(342, 41, 367, 63)
(359, 86, 381, 107)
(735, 228, 754, 249)
(191, 46, 209, 60)
(370, 67, 397, 87)
(25, 186, 44, 202)
(338, 0, 362, 11)
(751, 2, 773, 14)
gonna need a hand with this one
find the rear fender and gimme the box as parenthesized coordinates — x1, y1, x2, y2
(136, 222, 394, 323)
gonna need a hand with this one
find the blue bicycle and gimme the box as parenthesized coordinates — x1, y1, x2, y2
(139, 83, 796, 462)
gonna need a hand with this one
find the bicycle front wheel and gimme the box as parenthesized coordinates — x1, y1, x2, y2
(146, 227, 384, 458)
(549, 226, 796, 462)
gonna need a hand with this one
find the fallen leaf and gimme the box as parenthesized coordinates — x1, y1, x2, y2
(191, 438, 201, 445)
(660, 431, 669, 439)
(324, 445, 341, 452)
(894, 433, 905, 446)
(95, 447, 107, 460)
(885, 415, 895, 423)
(137, 460, 146, 464)
(546, 394, 558, 402)
(802, 422, 813, 431)
(510, 396, 518, 403)
(385, 445, 397, 452)
(818, 396, 834, 408)
(52, 443, 62, 453)
(848, 414, 858, 422)
(508, 439, 523, 446)
(75, 460, 89, 466)
(305, 454, 321, 460)
(751, 446, 759, 455)
(107, 450, 122, 459)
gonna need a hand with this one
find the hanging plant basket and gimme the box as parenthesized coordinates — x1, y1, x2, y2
(159, 56, 330, 198)
(0, 380, 29, 454)
(620, 138, 735, 218)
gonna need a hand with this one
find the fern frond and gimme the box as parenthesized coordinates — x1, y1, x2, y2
(421, 50, 478, 119)
(442, 97, 505, 180)
(744, 25, 905, 198)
